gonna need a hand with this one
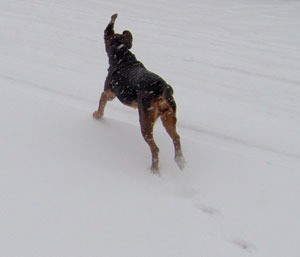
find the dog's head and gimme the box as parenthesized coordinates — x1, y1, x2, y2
(109, 30, 133, 50)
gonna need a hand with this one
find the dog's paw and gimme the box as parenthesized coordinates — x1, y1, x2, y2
(93, 111, 103, 120)
(150, 161, 160, 175)
(175, 155, 186, 170)
(111, 13, 118, 23)
(150, 166, 160, 176)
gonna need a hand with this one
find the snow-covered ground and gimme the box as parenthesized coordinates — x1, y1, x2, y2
(1, 0, 300, 256)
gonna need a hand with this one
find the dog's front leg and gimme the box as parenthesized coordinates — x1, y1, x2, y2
(93, 89, 115, 119)
(104, 14, 118, 48)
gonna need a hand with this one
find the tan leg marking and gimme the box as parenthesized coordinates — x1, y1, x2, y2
(93, 89, 116, 119)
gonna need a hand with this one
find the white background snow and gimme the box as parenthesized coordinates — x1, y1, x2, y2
(1, 0, 300, 256)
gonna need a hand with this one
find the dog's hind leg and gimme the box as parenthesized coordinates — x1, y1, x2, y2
(93, 89, 115, 120)
(138, 103, 160, 173)
(160, 105, 186, 170)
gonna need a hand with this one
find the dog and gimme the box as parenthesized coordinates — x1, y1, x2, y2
(93, 14, 185, 173)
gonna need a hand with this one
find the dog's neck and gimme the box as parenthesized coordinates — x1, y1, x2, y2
(107, 45, 138, 68)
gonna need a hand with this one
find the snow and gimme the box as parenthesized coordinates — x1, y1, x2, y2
(1, 0, 300, 256)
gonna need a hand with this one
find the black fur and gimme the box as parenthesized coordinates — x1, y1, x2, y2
(105, 32, 176, 112)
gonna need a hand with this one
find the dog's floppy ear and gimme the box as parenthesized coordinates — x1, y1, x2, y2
(122, 30, 133, 49)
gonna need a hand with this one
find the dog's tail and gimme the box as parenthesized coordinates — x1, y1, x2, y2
(163, 84, 176, 113)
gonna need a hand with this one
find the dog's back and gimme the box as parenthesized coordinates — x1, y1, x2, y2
(108, 45, 175, 111)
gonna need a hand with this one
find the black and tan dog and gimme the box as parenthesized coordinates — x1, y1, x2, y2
(93, 14, 185, 173)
